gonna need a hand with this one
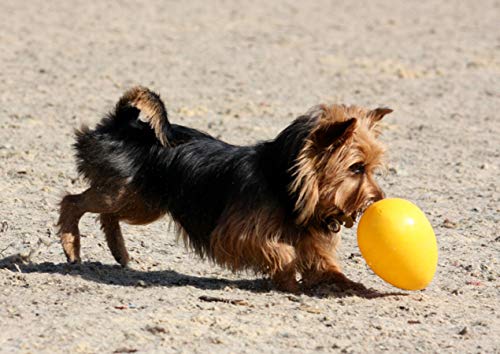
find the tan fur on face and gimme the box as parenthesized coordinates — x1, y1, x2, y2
(290, 104, 388, 225)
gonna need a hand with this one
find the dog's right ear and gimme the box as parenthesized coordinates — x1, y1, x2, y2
(310, 118, 357, 151)
(367, 107, 392, 128)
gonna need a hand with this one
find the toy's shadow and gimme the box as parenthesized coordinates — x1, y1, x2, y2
(0, 255, 406, 299)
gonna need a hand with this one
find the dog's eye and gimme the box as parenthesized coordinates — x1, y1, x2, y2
(350, 162, 365, 174)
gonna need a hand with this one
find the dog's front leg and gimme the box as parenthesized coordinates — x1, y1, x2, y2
(271, 257, 299, 293)
(297, 232, 365, 291)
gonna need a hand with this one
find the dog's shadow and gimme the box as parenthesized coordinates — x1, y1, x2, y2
(0, 254, 406, 299)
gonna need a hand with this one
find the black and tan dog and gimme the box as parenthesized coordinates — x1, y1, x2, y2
(57, 87, 391, 292)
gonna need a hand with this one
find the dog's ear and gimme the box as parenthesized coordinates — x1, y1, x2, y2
(311, 118, 357, 151)
(367, 107, 392, 127)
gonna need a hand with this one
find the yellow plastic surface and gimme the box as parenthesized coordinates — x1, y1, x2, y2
(357, 198, 438, 290)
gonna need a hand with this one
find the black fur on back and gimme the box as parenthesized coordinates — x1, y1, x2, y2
(74, 103, 318, 256)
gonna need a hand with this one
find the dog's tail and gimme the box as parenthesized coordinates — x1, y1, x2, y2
(114, 86, 171, 146)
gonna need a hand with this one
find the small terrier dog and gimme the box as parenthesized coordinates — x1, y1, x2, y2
(58, 87, 391, 292)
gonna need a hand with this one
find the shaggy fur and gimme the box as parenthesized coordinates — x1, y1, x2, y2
(57, 86, 391, 292)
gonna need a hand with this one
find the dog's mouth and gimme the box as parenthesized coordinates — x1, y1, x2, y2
(325, 201, 378, 231)
(324, 210, 356, 231)
(338, 213, 355, 228)
(344, 200, 378, 226)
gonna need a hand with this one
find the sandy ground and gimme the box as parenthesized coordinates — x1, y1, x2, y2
(0, 0, 499, 353)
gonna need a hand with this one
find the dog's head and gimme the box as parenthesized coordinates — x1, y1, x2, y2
(290, 104, 391, 231)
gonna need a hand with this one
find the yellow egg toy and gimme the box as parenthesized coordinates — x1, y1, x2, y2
(357, 198, 438, 290)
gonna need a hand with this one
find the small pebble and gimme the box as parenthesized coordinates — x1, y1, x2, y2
(442, 219, 457, 229)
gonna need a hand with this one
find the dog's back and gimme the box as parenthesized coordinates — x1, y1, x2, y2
(73, 87, 212, 187)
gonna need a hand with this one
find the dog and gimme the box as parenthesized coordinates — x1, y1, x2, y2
(57, 86, 391, 293)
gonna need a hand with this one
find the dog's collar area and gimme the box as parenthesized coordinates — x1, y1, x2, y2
(321, 216, 341, 233)
(318, 212, 356, 233)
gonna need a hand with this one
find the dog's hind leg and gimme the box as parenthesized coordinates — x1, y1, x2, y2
(58, 194, 86, 263)
(58, 186, 128, 264)
(99, 213, 129, 267)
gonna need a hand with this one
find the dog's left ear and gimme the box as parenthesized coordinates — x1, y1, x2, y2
(367, 107, 392, 127)
(311, 118, 357, 151)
